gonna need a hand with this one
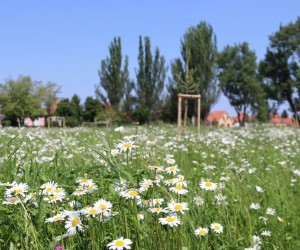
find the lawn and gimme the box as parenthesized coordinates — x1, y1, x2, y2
(0, 125, 299, 249)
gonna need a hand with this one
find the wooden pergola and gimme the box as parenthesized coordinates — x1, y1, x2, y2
(177, 93, 201, 139)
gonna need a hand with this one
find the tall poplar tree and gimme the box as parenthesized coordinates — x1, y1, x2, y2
(96, 37, 130, 111)
(136, 36, 166, 118)
(171, 21, 220, 119)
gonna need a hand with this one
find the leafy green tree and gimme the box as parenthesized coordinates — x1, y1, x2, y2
(281, 109, 289, 118)
(259, 17, 300, 126)
(136, 36, 167, 120)
(83, 96, 103, 122)
(36, 82, 61, 116)
(71, 94, 83, 124)
(56, 98, 73, 117)
(96, 37, 130, 111)
(0, 76, 43, 126)
(171, 21, 220, 119)
(218, 42, 267, 126)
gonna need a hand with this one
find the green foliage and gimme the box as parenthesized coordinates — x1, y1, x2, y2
(136, 36, 167, 120)
(96, 37, 130, 111)
(218, 42, 267, 125)
(0, 76, 44, 126)
(83, 96, 103, 122)
(36, 81, 61, 116)
(259, 17, 300, 125)
(281, 110, 289, 118)
(133, 105, 151, 124)
(55, 95, 83, 127)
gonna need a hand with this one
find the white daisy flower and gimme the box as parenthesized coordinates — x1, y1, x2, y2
(200, 180, 217, 191)
(94, 199, 112, 213)
(167, 200, 189, 214)
(210, 223, 223, 234)
(169, 185, 188, 195)
(107, 237, 132, 250)
(159, 214, 181, 227)
(65, 212, 83, 235)
(195, 227, 209, 237)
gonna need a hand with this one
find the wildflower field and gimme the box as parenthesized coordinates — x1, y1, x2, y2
(0, 125, 300, 250)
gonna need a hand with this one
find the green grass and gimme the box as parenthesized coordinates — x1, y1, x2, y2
(0, 125, 300, 249)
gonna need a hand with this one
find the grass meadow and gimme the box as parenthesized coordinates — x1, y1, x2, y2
(0, 125, 300, 250)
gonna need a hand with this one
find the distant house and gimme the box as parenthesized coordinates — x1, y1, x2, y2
(271, 114, 297, 126)
(24, 97, 61, 127)
(206, 111, 234, 127)
(24, 117, 46, 127)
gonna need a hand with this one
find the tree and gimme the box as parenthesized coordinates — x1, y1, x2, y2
(135, 36, 167, 121)
(218, 42, 267, 126)
(0, 76, 43, 126)
(36, 82, 61, 116)
(83, 96, 103, 122)
(71, 94, 83, 124)
(259, 17, 300, 126)
(96, 37, 130, 111)
(170, 21, 220, 120)
(281, 109, 288, 118)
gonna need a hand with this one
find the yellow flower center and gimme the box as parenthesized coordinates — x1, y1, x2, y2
(166, 217, 176, 222)
(72, 217, 78, 227)
(154, 199, 160, 203)
(128, 190, 138, 196)
(214, 225, 220, 230)
(10, 199, 17, 204)
(170, 167, 175, 171)
(15, 189, 22, 194)
(50, 196, 57, 201)
(89, 209, 97, 214)
(87, 185, 94, 190)
(124, 143, 132, 148)
(100, 204, 107, 210)
(46, 187, 53, 192)
(143, 200, 148, 204)
(205, 182, 213, 187)
(77, 189, 83, 193)
(199, 229, 206, 235)
(81, 178, 88, 183)
(178, 179, 184, 183)
(175, 185, 183, 190)
(174, 204, 183, 211)
(115, 240, 125, 246)
(55, 189, 62, 193)
(155, 207, 162, 211)
(54, 216, 63, 221)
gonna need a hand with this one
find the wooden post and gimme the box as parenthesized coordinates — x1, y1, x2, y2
(177, 96, 182, 139)
(197, 96, 201, 138)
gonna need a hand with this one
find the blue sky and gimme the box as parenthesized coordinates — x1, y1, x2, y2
(1, 0, 299, 115)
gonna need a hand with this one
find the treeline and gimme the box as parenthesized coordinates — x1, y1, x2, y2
(1, 18, 300, 127)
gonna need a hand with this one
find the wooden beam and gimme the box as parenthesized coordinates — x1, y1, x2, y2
(177, 96, 182, 139)
(178, 93, 201, 99)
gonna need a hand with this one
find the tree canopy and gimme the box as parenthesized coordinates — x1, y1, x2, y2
(259, 17, 300, 125)
(218, 42, 268, 125)
(0, 76, 44, 126)
(96, 37, 130, 111)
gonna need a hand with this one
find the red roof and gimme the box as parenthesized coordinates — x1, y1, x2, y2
(271, 115, 297, 126)
(206, 111, 229, 122)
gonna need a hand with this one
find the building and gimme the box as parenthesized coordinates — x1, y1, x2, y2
(206, 111, 234, 127)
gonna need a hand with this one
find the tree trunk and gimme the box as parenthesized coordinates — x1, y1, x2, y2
(287, 96, 300, 127)
(184, 99, 188, 135)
